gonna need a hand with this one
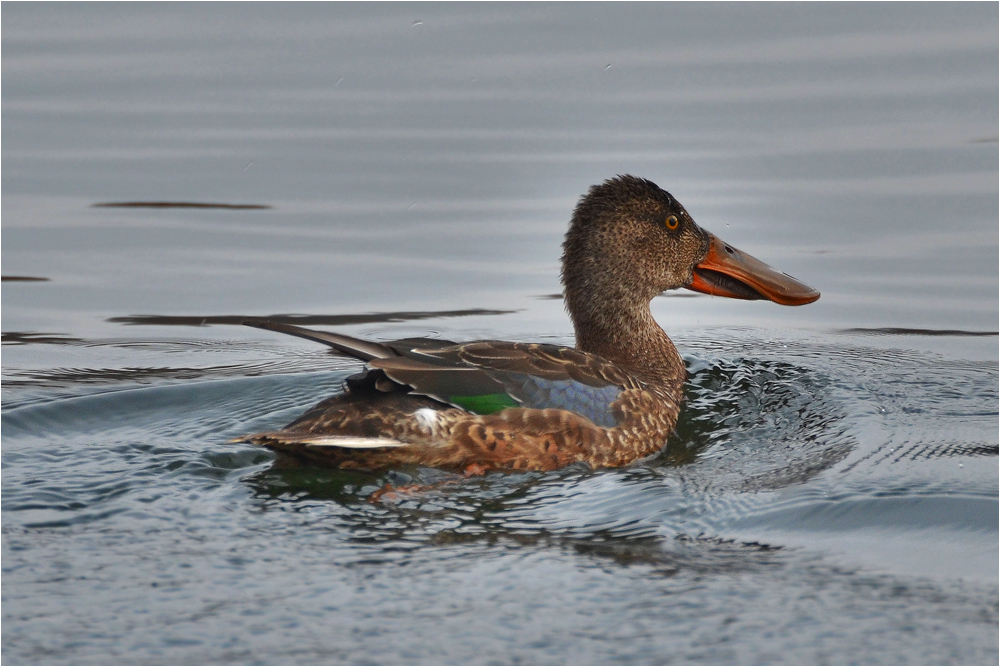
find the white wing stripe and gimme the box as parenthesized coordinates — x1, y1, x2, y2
(300, 436, 407, 449)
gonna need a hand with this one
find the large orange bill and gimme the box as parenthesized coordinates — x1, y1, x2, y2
(687, 233, 820, 305)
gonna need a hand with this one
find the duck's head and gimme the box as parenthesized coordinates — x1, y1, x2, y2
(561, 175, 819, 323)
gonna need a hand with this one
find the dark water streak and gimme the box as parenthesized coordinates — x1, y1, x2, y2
(840, 327, 999, 337)
(93, 201, 272, 210)
(107, 309, 517, 327)
(1, 275, 50, 282)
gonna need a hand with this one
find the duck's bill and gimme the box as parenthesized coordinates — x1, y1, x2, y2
(686, 233, 820, 305)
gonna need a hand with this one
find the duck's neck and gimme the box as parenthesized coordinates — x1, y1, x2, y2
(568, 294, 685, 390)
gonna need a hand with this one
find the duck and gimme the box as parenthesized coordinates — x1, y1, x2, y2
(239, 175, 819, 474)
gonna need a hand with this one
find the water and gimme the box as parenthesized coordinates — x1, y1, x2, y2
(2, 4, 997, 664)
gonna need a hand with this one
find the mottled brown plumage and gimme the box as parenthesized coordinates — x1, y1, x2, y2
(239, 176, 819, 473)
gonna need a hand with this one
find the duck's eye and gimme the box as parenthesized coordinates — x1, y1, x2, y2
(665, 215, 679, 230)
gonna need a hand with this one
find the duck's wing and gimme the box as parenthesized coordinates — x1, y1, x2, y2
(245, 320, 633, 427)
(434, 341, 637, 389)
(244, 319, 509, 407)
(380, 341, 637, 427)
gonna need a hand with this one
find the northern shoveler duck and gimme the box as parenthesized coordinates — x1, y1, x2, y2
(240, 175, 819, 473)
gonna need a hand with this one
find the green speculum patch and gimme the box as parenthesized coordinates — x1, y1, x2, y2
(448, 393, 520, 414)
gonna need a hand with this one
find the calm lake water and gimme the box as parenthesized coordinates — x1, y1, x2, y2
(3, 3, 998, 665)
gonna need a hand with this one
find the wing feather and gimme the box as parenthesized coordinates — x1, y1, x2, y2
(244, 319, 395, 361)
(246, 323, 636, 425)
(370, 356, 510, 404)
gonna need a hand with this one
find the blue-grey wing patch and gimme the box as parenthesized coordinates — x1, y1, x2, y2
(510, 374, 623, 428)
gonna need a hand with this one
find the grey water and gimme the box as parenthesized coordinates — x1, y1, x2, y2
(2, 3, 997, 665)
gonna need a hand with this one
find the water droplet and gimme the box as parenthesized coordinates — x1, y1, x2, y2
(959, 463, 964, 468)
(605, 64, 612, 70)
